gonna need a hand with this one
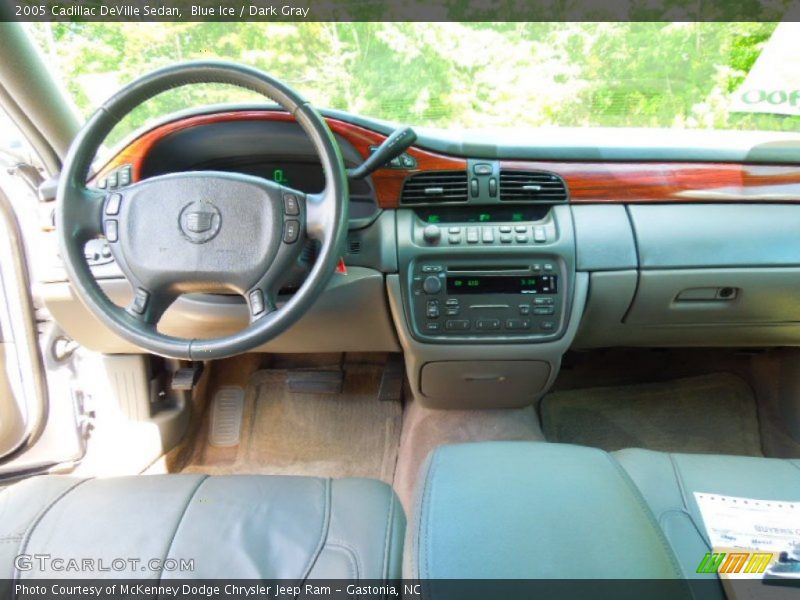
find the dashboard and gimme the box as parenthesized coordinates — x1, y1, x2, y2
(37, 106, 800, 408)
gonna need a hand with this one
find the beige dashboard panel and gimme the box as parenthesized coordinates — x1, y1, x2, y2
(40, 267, 399, 354)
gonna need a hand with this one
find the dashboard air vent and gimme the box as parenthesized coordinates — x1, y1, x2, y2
(499, 170, 568, 202)
(400, 170, 468, 204)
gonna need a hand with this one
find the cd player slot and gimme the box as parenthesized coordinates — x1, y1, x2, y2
(446, 265, 529, 273)
(469, 304, 510, 309)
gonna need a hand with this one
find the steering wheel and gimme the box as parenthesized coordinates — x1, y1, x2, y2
(56, 61, 348, 360)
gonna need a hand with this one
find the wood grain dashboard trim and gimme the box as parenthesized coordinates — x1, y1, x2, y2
(96, 110, 800, 206)
(500, 160, 800, 204)
(94, 110, 466, 208)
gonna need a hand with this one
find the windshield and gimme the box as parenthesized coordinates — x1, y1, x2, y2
(26, 22, 800, 145)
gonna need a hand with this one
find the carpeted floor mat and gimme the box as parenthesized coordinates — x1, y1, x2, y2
(393, 398, 545, 512)
(541, 373, 763, 456)
(181, 364, 402, 483)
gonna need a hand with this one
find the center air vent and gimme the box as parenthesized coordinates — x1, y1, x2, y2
(400, 170, 468, 204)
(499, 170, 568, 202)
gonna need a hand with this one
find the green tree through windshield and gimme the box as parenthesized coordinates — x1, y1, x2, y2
(27, 22, 799, 146)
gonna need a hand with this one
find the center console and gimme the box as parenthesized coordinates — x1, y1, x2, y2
(402, 205, 572, 344)
(386, 190, 587, 409)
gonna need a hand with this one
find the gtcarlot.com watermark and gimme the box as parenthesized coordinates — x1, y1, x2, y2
(14, 553, 195, 573)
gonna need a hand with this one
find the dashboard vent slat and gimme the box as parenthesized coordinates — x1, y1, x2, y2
(499, 170, 568, 203)
(401, 170, 468, 204)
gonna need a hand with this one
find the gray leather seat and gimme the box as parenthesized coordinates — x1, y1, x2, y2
(408, 441, 800, 590)
(0, 474, 404, 580)
(613, 449, 800, 580)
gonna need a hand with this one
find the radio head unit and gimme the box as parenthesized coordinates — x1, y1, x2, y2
(408, 259, 566, 343)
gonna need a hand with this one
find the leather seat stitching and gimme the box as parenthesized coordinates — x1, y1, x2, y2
(381, 485, 396, 578)
(668, 454, 712, 548)
(668, 454, 691, 512)
(157, 475, 209, 583)
(322, 541, 360, 579)
(658, 508, 712, 555)
(301, 478, 332, 581)
(13, 478, 89, 586)
(604, 453, 687, 579)
(412, 456, 431, 579)
(419, 451, 440, 580)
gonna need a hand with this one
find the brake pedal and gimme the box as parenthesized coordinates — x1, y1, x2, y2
(209, 386, 244, 447)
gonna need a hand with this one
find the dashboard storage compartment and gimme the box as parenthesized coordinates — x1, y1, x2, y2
(419, 360, 550, 408)
(625, 268, 800, 326)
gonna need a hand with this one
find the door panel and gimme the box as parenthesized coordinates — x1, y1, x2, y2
(0, 185, 47, 460)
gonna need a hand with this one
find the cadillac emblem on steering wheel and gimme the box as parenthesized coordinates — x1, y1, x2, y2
(179, 200, 222, 243)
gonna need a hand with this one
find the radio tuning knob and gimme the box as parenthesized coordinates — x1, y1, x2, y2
(422, 224, 441, 244)
(423, 276, 442, 294)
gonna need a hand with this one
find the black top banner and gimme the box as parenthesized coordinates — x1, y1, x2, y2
(1, 0, 800, 22)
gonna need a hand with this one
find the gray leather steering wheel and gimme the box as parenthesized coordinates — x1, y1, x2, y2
(56, 61, 348, 360)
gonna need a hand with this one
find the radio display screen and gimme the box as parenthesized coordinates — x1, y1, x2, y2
(446, 274, 557, 295)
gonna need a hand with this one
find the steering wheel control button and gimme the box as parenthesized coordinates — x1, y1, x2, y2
(105, 193, 122, 216)
(179, 200, 222, 244)
(423, 275, 442, 294)
(249, 290, 265, 316)
(104, 220, 118, 243)
(118, 166, 132, 187)
(283, 194, 300, 216)
(283, 219, 300, 243)
(132, 288, 149, 314)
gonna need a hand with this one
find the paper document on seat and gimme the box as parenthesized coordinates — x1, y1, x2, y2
(695, 492, 800, 552)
